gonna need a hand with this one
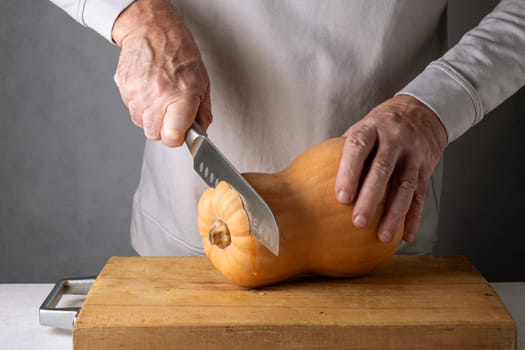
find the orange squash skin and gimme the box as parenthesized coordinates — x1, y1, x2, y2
(197, 137, 403, 288)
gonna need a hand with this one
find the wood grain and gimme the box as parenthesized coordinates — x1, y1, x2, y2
(73, 256, 516, 349)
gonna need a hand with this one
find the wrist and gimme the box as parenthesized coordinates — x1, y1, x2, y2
(395, 94, 448, 146)
(112, 0, 182, 47)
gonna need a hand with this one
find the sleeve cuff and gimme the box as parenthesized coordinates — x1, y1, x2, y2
(397, 61, 484, 144)
(81, 0, 135, 43)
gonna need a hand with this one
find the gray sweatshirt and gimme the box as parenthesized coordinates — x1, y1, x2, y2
(50, 0, 525, 255)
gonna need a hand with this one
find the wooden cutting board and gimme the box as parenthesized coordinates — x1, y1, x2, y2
(73, 256, 516, 349)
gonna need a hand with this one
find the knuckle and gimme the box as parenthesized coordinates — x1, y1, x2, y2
(338, 166, 352, 179)
(405, 205, 424, 235)
(345, 132, 370, 154)
(389, 126, 406, 141)
(151, 74, 168, 96)
(412, 190, 426, 204)
(174, 63, 208, 97)
(113, 71, 126, 90)
(128, 99, 143, 115)
(372, 157, 394, 178)
(398, 179, 418, 193)
(347, 134, 367, 148)
(383, 112, 416, 139)
(385, 199, 407, 221)
(113, 67, 123, 82)
(414, 178, 430, 203)
(130, 113, 142, 126)
(389, 208, 406, 222)
(406, 204, 424, 223)
(127, 101, 143, 126)
(144, 128, 160, 140)
(387, 112, 406, 129)
(200, 97, 213, 116)
(138, 105, 161, 133)
(176, 78, 202, 98)
(142, 115, 160, 136)
(196, 113, 212, 131)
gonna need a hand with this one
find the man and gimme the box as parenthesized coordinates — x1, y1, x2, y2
(50, 0, 525, 256)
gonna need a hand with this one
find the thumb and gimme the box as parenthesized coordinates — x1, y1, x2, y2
(161, 96, 201, 147)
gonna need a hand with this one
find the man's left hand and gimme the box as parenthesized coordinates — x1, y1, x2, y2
(335, 94, 448, 243)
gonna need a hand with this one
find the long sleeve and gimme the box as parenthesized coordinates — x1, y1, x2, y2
(399, 0, 525, 143)
(49, 0, 135, 42)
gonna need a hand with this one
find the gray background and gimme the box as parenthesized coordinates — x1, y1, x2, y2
(1, 0, 523, 282)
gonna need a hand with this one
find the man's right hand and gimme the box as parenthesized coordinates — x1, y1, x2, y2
(112, 0, 212, 147)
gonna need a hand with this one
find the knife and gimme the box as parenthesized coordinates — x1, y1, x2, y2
(185, 122, 280, 255)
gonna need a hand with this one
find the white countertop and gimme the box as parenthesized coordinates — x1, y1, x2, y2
(1, 282, 524, 349)
(0, 284, 72, 350)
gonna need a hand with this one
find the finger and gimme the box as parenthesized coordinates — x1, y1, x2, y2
(352, 143, 400, 229)
(377, 166, 418, 243)
(195, 86, 213, 131)
(113, 71, 133, 107)
(142, 94, 180, 141)
(144, 91, 200, 141)
(127, 98, 144, 128)
(403, 176, 429, 243)
(161, 95, 201, 147)
(335, 124, 377, 204)
(142, 105, 162, 140)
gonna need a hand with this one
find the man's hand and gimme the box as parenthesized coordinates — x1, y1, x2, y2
(112, 0, 211, 147)
(335, 95, 447, 243)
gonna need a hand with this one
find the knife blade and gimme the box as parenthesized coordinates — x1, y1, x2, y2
(185, 122, 280, 255)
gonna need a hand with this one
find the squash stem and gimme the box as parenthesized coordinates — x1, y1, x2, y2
(209, 219, 231, 249)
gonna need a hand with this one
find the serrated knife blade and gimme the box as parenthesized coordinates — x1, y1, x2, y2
(185, 122, 280, 255)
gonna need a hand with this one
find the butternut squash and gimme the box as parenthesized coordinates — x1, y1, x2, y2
(197, 137, 402, 288)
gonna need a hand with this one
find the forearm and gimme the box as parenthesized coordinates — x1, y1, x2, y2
(400, 0, 525, 143)
(112, 0, 184, 46)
